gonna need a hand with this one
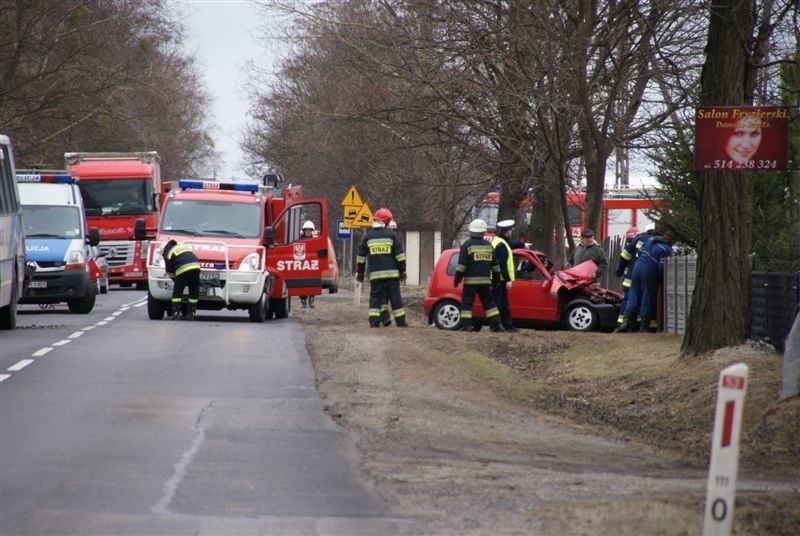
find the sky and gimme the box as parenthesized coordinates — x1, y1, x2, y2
(179, 0, 278, 180)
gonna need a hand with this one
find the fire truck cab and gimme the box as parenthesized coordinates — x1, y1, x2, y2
(137, 179, 329, 322)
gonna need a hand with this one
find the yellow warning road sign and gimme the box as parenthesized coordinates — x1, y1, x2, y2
(352, 203, 374, 227)
(340, 185, 364, 207)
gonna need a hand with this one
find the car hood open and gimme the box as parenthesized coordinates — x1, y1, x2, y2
(546, 260, 598, 296)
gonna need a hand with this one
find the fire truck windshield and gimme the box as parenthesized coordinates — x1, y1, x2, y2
(161, 200, 262, 239)
(78, 179, 154, 216)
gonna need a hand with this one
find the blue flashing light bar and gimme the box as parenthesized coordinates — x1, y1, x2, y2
(178, 179, 259, 193)
(16, 173, 76, 184)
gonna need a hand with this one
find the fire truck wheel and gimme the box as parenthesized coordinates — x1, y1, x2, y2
(271, 296, 290, 319)
(248, 286, 268, 322)
(147, 292, 168, 320)
(68, 281, 96, 314)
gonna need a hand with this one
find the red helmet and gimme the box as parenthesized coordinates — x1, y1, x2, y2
(374, 207, 393, 225)
(625, 226, 639, 240)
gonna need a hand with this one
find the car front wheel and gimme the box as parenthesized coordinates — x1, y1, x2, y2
(564, 302, 598, 332)
(432, 300, 462, 330)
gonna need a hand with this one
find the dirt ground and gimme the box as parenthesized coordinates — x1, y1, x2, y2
(298, 286, 800, 536)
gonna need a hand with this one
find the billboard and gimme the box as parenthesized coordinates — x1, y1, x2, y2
(694, 106, 789, 171)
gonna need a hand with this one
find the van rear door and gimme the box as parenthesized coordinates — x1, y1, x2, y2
(267, 200, 328, 296)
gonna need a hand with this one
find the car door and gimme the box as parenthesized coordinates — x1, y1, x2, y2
(268, 200, 329, 296)
(507, 251, 560, 322)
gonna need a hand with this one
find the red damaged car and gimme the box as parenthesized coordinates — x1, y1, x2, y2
(423, 248, 622, 332)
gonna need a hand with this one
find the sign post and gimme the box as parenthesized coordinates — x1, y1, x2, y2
(703, 363, 749, 536)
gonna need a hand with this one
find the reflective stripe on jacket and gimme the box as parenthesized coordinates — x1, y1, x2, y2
(491, 236, 515, 282)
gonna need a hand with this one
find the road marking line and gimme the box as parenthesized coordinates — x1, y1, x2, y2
(103, 316, 115, 322)
(82, 325, 96, 331)
(8, 359, 34, 371)
(68, 331, 84, 339)
(0, 374, 10, 382)
(133, 301, 147, 308)
(52, 340, 71, 347)
(32, 348, 53, 357)
(96, 321, 108, 326)
(112, 311, 122, 316)
(120, 307, 130, 312)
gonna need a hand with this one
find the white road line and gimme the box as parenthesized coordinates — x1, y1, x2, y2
(103, 316, 115, 322)
(82, 325, 96, 331)
(0, 374, 11, 382)
(52, 340, 71, 347)
(32, 348, 53, 357)
(133, 301, 147, 308)
(120, 307, 130, 312)
(68, 331, 84, 339)
(96, 321, 108, 326)
(8, 359, 34, 372)
(112, 311, 122, 316)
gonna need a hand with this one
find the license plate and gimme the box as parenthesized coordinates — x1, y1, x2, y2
(29, 281, 47, 288)
(200, 271, 220, 283)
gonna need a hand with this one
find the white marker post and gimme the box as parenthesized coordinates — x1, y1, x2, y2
(354, 280, 362, 305)
(703, 363, 749, 536)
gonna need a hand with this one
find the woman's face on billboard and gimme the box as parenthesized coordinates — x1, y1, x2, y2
(725, 117, 762, 164)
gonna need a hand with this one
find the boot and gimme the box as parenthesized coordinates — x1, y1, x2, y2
(615, 315, 633, 333)
(186, 301, 197, 321)
(490, 323, 505, 333)
(300, 297, 308, 309)
(639, 317, 651, 333)
(308, 296, 315, 308)
(170, 300, 181, 320)
(395, 316, 408, 328)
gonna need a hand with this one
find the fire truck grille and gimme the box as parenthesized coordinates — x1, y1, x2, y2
(99, 241, 135, 268)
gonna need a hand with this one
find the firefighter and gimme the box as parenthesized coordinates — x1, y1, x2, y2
(356, 208, 407, 328)
(299, 220, 317, 309)
(622, 230, 673, 333)
(454, 219, 504, 332)
(162, 239, 201, 320)
(613, 226, 639, 330)
(491, 219, 525, 332)
(615, 227, 656, 332)
(378, 219, 399, 326)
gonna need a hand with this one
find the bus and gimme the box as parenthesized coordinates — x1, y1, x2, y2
(0, 135, 26, 329)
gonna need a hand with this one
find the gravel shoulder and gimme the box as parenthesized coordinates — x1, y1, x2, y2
(298, 287, 800, 535)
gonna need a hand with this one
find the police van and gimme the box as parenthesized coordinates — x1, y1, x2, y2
(16, 172, 100, 313)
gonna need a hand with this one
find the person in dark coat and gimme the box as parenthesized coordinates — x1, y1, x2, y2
(162, 239, 201, 320)
(491, 219, 525, 332)
(621, 231, 673, 333)
(454, 219, 504, 332)
(565, 228, 608, 281)
(356, 208, 407, 328)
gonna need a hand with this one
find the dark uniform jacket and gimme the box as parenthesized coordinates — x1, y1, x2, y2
(454, 237, 501, 286)
(356, 227, 406, 281)
(616, 229, 655, 284)
(567, 241, 608, 279)
(163, 242, 200, 277)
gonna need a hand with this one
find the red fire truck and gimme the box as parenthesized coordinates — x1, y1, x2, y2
(476, 187, 660, 241)
(65, 152, 163, 289)
(136, 177, 330, 322)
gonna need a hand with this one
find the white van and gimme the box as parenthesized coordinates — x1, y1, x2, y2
(0, 135, 26, 329)
(16, 172, 99, 314)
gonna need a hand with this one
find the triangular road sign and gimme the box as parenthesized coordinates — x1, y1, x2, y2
(340, 185, 364, 207)
(353, 202, 374, 227)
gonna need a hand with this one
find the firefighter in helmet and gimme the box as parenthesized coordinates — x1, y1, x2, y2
(454, 219, 504, 332)
(378, 219, 399, 326)
(613, 226, 639, 330)
(356, 208, 407, 327)
(299, 220, 316, 309)
(162, 239, 201, 320)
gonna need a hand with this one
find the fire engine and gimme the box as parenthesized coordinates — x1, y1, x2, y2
(135, 177, 330, 322)
(65, 151, 164, 289)
(476, 187, 661, 241)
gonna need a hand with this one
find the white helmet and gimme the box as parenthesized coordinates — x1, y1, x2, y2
(468, 219, 488, 235)
(388, 219, 397, 230)
(302, 220, 315, 231)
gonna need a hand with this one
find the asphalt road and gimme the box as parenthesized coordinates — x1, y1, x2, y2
(1, 289, 412, 535)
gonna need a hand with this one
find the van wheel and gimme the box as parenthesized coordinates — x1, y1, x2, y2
(271, 296, 290, 319)
(68, 282, 96, 314)
(147, 292, 168, 320)
(0, 269, 19, 330)
(248, 285, 268, 322)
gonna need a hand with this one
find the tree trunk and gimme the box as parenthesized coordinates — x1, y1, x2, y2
(682, 0, 755, 355)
